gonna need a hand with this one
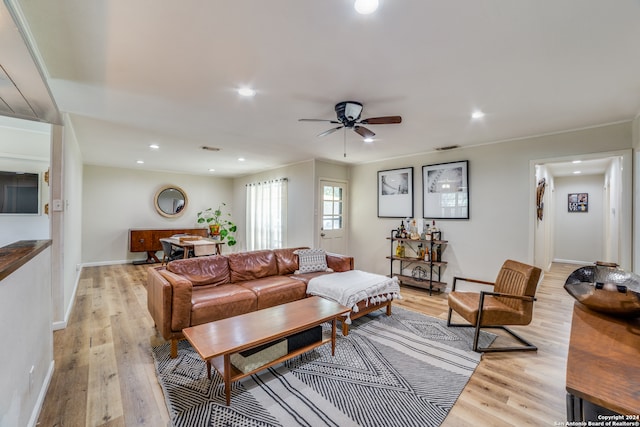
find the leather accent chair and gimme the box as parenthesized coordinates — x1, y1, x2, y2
(446, 259, 542, 352)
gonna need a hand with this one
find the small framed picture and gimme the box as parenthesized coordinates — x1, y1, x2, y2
(378, 167, 413, 218)
(422, 160, 469, 219)
(568, 193, 588, 212)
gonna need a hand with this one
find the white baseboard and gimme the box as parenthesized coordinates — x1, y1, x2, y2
(52, 264, 83, 331)
(27, 360, 55, 427)
(82, 259, 133, 267)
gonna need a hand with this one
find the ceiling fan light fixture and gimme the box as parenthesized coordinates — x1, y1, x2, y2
(354, 0, 379, 14)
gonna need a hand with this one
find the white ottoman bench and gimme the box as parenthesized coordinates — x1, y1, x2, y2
(306, 270, 401, 335)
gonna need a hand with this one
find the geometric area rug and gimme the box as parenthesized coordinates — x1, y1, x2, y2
(152, 307, 496, 427)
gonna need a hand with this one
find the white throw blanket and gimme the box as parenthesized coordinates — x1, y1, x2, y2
(307, 270, 401, 324)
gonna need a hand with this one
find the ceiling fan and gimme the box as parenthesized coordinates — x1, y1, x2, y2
(299, 101, 402, 140)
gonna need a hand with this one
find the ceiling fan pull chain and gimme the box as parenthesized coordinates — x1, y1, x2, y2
(344, 128, 347, 157)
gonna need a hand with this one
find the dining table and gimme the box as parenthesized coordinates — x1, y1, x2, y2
(160, 236, 224, 258)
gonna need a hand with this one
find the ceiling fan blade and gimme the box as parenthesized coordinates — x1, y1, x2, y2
(354, 125, 375, 139)
(317, 126, 343, 137)
(360, 116, 402, 125)
(299, 118, 341, 123)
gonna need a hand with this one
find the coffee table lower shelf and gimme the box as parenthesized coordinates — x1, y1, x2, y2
(207, 336, 331, 383)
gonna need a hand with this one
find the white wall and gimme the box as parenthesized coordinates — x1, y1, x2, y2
(82, 165, 233, 264)
(231, 159, 350, 251)
(633, 115, 640, 271)
(349, 122, 632, 285)
(232, 160, 316, 251)
(533, 165, 554, 270)
(554, 174, 605, 264)
(0, 117, 51, 247)
(603, 157, 622, 263)
(0, 247, 53, 427)
(61, 117, 84, 323)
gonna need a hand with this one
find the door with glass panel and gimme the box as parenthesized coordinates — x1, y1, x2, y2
(319, 180, 347, 254)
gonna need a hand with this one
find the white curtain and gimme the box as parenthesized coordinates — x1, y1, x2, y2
(246, 178, 288, 250)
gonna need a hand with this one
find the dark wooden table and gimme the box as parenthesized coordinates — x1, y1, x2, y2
(566, 302, 640, 420)
(128, 228, 207, 263)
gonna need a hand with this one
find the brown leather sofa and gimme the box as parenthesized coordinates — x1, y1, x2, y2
(147, 247, 354, 357)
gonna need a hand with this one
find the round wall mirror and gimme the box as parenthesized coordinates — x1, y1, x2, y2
(154, 185, 188, 218)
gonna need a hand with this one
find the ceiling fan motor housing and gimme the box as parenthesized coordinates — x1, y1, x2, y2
(335, 101, 363, 126)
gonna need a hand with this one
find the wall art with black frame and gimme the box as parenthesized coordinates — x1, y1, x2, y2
(568, 193, 588, 212)
(422, 160, 469, 219)
(377, 166, 413, 218)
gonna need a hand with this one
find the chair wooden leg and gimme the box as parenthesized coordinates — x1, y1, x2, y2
(386, 301, 392, 316)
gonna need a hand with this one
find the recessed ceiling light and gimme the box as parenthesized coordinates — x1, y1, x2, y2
(208, 168, 215, 172)
(149, 144, 159, 150)
(136, 160, 144, 164)
(237, 87, 256, 97)
(471, 110, 485, 120)
(363, 137, 374, 143)
(572, 160, 582, 164)
(354, 0, 379, 14)
(238, 157, 245, 162)
(573, 171, 582, 174)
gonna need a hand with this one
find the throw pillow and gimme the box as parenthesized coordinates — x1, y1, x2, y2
(294, 248, 331, 274)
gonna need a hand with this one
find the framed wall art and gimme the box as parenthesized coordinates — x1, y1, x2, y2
(422, 160, 469, 219)
(568, 193, 588, 212)
(377, 167, 413, 218)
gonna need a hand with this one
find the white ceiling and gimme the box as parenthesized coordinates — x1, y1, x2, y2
(7, 0, 640, 177)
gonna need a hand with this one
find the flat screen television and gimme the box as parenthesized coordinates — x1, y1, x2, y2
(0, 171, 39, 214)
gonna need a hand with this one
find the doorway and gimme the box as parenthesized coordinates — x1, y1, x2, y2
(318, 179, 347, 254)
(532, 150, 631, 271)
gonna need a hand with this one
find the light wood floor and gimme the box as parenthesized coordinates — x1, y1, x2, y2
(37, 262, 579, 426)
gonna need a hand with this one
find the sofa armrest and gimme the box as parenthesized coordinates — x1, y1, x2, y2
(159, 269, 194, 333)
(326, 252, 354, 272)
(147, 267, 194, 339)
(147, 267, 174, 340)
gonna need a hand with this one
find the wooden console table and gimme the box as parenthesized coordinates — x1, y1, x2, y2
(129, 228, 208, 264)
(566, 302, 640, 421)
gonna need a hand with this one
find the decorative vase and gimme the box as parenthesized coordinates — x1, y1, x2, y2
(209, 224, 221, 237)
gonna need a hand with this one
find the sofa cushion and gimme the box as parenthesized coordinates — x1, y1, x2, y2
(191, 284, 257, 325)
(227, 250, 278, 282)
(294, 248, 331, 273)
(167, 255, 230, 287)
(289, 270, 335, 285)
(274, 247, 308, 275)
(237, 276, 307, 310)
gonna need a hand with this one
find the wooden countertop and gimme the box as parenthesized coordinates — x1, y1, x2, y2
(566, 301, 640, 415)
(0, 240, 52, 281)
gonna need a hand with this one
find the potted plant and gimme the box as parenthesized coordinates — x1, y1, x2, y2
(196, 203, 237, 246)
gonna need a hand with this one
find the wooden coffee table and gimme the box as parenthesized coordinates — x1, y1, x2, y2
(182, 296, 351, 405)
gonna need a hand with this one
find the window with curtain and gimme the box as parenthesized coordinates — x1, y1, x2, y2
(245, 178, 288, 250)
